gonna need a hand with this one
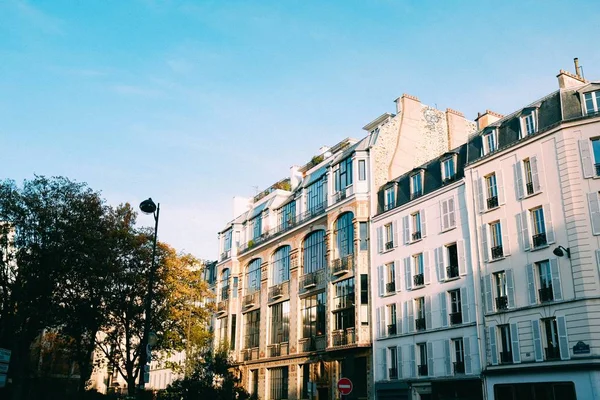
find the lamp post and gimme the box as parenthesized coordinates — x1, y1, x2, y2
(138, 198, 160, 397)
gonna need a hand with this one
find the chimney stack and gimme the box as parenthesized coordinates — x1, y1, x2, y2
(290, 165, 302, 191)
(574, 58, 581, 78)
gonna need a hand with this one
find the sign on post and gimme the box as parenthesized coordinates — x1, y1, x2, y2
(337, 377, 353, 396)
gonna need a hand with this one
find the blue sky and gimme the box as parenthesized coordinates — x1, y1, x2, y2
(1, 0, 599, 259)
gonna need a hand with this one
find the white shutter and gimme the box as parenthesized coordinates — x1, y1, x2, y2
(458, 240, 466, 276)
(531, 155, 542, 193)
(489, 326, 498, 365)
(393, 220, 399, 247)
(444, 340, 451, 376)
(596, 250, 600, 282)
(588, 192, 600, 235)
(543, 203, 555, 244)
(423, 250, 431, 285)
(526, 263, 537, 305)
(435, 247, 444, 282)
(476, 178, 485, 213)
(484, 274, 493, 313)
(460, 287, 470, 323)
(557, 316, 570, 360)
(481, 224, 489, 262)
(464, 336, 472, 374)
(510, 323, 521, 363)
(394, 260, 402, 292)
(407, 300, 414, 333)
(439, 292, 448, 327)
(380, 348, 387, 379)
(420, 209, 427, 238)
(518, 210, 531, 251)
(531, 320, 543, 362)
(506, 269, 515, 308)
(515, 161, 524, 199)
(449, 196, 457, 228)
(497, 170, 505, 205)
(397, 346, 403, 378)
(427, 342, 434, 377)
(441, 199, 449, 231)
(425, 296, 432, 330)
(377, 265, 384, 297)
(403, 215, 410, 244)
(409, 345, 416, 378)
(403, 301, 409, 334)
(380, 306, 386, 338)
(579, 138, 594, 178)
(550, 258, 562, 301)
(377, 226, 383, 253)
(376, 307, 382, 339)
(501, 218, 510, 256)
(404, 257, 412, 290)
(396, 302, 403, 334)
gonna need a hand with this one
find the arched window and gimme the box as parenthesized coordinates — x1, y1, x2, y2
(246, 259, 262, 294)
(303, 230, 326, 274)
(335, 212, 354, 258)
(271, 246, 290, 285)
(220, 269, 230, 301)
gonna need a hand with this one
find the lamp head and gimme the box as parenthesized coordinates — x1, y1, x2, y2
(139, 198, 157, 214)
(553, 247, 564, 257)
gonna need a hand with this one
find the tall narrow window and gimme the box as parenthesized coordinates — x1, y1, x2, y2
(220, 269, 230, 301)
(245, 310, 260, 349)
(446, 243, 459, 278)
(223, 229, 232, 253)
(251, 216, 262, 240)
(333, 278, 355, 330)
(442, 157, 456, 181)
(543, 317, 560, 360)
(494, 271, 508, 310)
(271, 246, 290, 285)
(413, 253, 424, 286)
(385, 262, 395, 294)
(498, 325, 512, 364)
(523, 158, 534, 195)
(359, 222, 368, 251)
(453, 339, 465, 373)
(584, 91, 600, 115)
(485, 173, 498, 209)
(230, 315, 237, 350)
(250, 369, 259, 397)
(522, 112, 536, 136)
(218, 316, 228, 345)
(417, 343, 427, 375)
(449, 290, 462, 325)
(246, 259, 262, 294)
(269, 367, 289, 400)
(335, 212, 354, 258)
(306, 179, 325, 213)
(388, 347, 398, 379)
(302, 292, 326, 339)
(592, 138, 600, 176)
(490, 221, 503, 259)
(358, 160, 366, 181)
(411, 212, 422, 241)
(303, 230, 326, 274)
(483, 130, 497, 155)
(335, 157, 353, 193)
(386, 304, 397, 335)
(531, 207, 547, 248)
(537, 260, 553, 302)
(384, 223, 393, 250)
(415, 297, 425, 331)
(270, 301, 290, 344)
(411, 172, 423, 199)
(277, 201, 296, 231)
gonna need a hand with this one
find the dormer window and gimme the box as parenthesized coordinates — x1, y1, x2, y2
(584, 91, 600, 116)
(521, 111, 537, 136)
(384, 186, 396, 211)
(334, 157, 353, 194)
(441, 155, 457, 183)
(482, 130, 498, 155)
(410, 171, 424, 200)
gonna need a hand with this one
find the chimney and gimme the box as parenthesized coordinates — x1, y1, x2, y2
(445, 108, 469, 148)
(574, 58, 581, 78)
(394, 97, 402, 114)
(475, 110, 503, 130)
(290, 165, 302, 191)
(557, 67, 586, 89)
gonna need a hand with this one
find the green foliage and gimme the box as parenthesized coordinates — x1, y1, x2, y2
(310, 154, 324, 166)
(247, 239, 255, 249)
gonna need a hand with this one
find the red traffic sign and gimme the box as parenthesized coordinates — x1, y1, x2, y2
(337, 377, 353, 395)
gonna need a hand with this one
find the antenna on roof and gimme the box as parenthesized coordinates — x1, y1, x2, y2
(574, 58, 584, 79)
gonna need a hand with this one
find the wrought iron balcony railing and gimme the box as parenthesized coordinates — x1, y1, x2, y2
(413, 273, 424, 287)
(487, 195, 499, 209)
(331, 255, 354, 276)
(545, 344, 560, 360)
(220, 249, 231, 261)
(412, 231, 422, 241)
(495, 296, 508, 310)
(446, 265, 459, 279)
(596, 163, 600, 177)
(388, 367, 398, 380)
(217, 299, 229, 314)
(417, 364, 428, 376)
(385, 281, 396, 294)
(453, 361, 465, 374)
(449, 312, 463, 325)
(387, 324, 397, 336)
(415, 317, 426, 331)
(500, 351, 513, 364)
(411, 191, 423, 200)
(491, 245, 504, 260)
(385, 240, 394, 250)
(532, 232, 548, 248)
(268, 281, 289, 302)
(539, 286, 554, 303)
(331, 327, 356, 347)
(526, 182, 534, 195)
(243, 291, 260, 308)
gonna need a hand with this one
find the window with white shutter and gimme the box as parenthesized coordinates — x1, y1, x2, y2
(587, 192, 600, 235)
(579, 138, 594, 178)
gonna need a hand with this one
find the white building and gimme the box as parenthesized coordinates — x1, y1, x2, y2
(371, 144, 483, 400)
(464, 65, 600, 400)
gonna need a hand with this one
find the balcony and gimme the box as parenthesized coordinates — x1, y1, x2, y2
(268, 343, 289, 358)
(532, 232, 548, 248)
(388, 367, 398, 380)
(220, 286, 230, 301)
(443, 175, 456, 185)
(385, 281, 396, 294)
(268, 281, 289, 303)
(412, 231, 422, 241)
(334, 293, 355, 309)
(413, 273, 424, 287)
(545, 344, 560, 360)
(539, 286, 554, 303)
(411, 191, 423, 200)
(487, 195, 499, 209)
(449, 312, 463, 325)
(526, 182, 534, 196)
(596, 163, 600, 177)
(446, 265, 459, 279)
(242, 348, 260, 361)
(415, 317, 426, 331)
(243, 291, 260, 309)
(453, 361, 465, 374)
(300, 336, 326, 352)
(334, 190, 348, 203)
(387, 324, 397, 336)
(268, 217, 298, 238)
(417, 364, 428, 376)
(220, 249, 231, 261)
(491, 245, 504, 260)
(331, 327, 356, 347)
(495, 296, 508, 311)
(299, 269, 325, 294)
(299, 202, 327, 224)
(385, 241, 394, 250)
(217, 299, 229, 315)
(331, 255, 354, 277)
(500, 351, 513, 364)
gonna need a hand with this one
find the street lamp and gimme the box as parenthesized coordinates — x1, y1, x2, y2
(137, 198, 160, 396)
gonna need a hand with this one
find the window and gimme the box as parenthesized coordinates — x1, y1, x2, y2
(335, 212, 354, 258)
(453, 339, 465, 373)
(410, 172, 423, 199)
(245, 310, 260, 349)
(333, 278, 355, 313)
(303, 230, 326, 274)
(490, 221, 503, 259)
(446, 243, 459, 278)
(360, 274, 369, 304)
(415, 297, 425, 331)
(485, 173, 499, 209)
(494, 382, 576, 400)
(220, 269, 231, 301)
(417, 343, 427, 376)
(413, 253, 424, 286)
(384, 223, 394, 250)
(440, 196, 457, 231)
(592, 138, 600, 175)
(277, 201, 296, 231)
(584, 91, 600, 115)
(386, 304, 397, 335)
(537, 260, 553, 302)
(522, 111, 536, 136)
(358, 160, 366, 181)
(483, 130, 498, 155)
(543, 317, 560, 360)
(449, 290, 462, 325)
(300, 364, 309, 399)
(388, 347, 398, 379)
(334, 157, 353, 193)
(246, 259, 262, 294)
(232, 277, 238, 298)
(269, 367, 288, 400)
(498, 325, 512, 364)
(230, 315, 237, 350)
(494, 271, 508, 310)
(250, 369, 259, 397)
(270, 301, 290, 344)
(411, 212, 422, 241)
(523, 158, 534, 195)
(271, 246, 290, 285)
(385, 263, 395, 294)
(218, 316, 228, 345)
(251, 216, 262, 240)
(530, 207, 547, 248)
(306, 179, 325, 213)
(384, 186, 395, 211)
(223, 229, 232, 252)
(302, 293, 326, 338)
(442, 157, 456, 182)
(359, 222, 368, 251)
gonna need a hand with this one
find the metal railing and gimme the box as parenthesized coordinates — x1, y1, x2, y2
(387, 324, 397, 336)
(331, 327, 356, 347)
(596, 163, 600, 177)
(413, 273, 424, 287)
(415, 317, 426, 331)
(449, 312, 463, 325)
(268, 343, 289, 357)
(385, 240, 394, 250)
(243, 291, 260, 308)
(217, 299, 229, 314)
(331, 255, 354, 276)
(500, 351, 513, 364)
(385, 281, 396, 294)
(496, 296, 508, 310)
(487, 195, 499, 209)
(526, 182, 534, 195)
(443, 175, 456, 185)
(388, 367, 398, 380)
(532, 233, 548, 248)
(242, 348, 259, 361)
(411, 191, 423, 200)
(539, 286, 554, 302)
(268, 217, 298, 237)
(545, 344, 560, 360)
(300, 335, 326, 352)
(412, 231, 422, 241)
(446, 265, 459, 279)
(418, 364, 428, 376)
(334, 190, 347, 203)
(334, 293, 355, 309)
(491, 245, 504, 260)
(268, 281, 289, 302)
(220, 286, 230, 301)
(453, 361, 465, 374)
(220, 249, 231, 261)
